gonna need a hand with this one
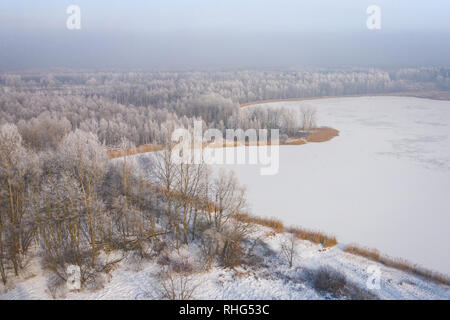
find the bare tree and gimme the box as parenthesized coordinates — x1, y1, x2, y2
(155, 266, 198, 300)
(59, 129, 108, 266)
(200, 170, 248, 266)
(175, 160, 208, 245)
(0, 124, 39, 282)
(150, 144, 177, 233)
(280, 233, 297, 268)
(38, 173, 86, 282)
(118, 137, 136, 195)
(301, 106, 317, 132)
(209, 170, 246, 232)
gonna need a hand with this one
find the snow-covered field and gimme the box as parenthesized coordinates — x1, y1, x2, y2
(215, 96, 450, 274)
(1, 224, 449, 300)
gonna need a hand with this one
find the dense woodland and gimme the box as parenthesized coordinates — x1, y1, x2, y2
(0, 67, 449, 293)
(1, 67, 449, 148)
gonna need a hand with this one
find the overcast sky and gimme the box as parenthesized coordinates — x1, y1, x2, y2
(1, 0, 449, 70)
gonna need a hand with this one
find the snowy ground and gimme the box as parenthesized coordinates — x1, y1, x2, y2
(1, 223, 449, 300)
(215, 96, 450, 274)
(2, 96, 449, 300)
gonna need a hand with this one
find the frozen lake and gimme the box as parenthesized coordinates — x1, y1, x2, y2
(214, 96, 450, 274)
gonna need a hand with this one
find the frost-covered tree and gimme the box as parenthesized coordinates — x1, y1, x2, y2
(301, 106, 317, 132)
(59, 129, 108, 266)
(0, 124, 39, 282)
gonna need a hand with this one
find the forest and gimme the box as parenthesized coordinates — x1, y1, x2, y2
(1, 67, 449, 148)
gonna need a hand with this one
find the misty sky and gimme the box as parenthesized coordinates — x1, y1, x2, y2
(1, 0, 450, 70)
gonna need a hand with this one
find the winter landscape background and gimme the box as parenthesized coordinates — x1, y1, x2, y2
(1, 0, 449, 300)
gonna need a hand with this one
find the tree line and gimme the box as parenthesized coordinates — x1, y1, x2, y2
(2, 67, 448, 150)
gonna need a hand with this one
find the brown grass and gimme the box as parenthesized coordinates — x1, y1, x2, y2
(235, 213, 338, 248)
(236, 213, 285, 233)
(344, 245, 450, 286)
(307, 127, 339, 143)
(108, 144, 164, 159)
(344, 246, 381, 261)
(107, 136, 313, 159)
(283, 139, 307, 146)
(288, 226, 338, 248)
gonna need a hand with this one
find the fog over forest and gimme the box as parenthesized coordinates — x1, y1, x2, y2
(1, 0, 450, 70)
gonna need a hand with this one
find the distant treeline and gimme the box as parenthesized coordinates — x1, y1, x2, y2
(1, 67, 448, 149)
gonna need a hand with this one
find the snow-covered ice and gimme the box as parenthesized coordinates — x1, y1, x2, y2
(215, 96, 450, 274)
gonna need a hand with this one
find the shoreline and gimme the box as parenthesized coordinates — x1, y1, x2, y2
(239, 91, 450, 108)
(108, 127, 340, 159)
